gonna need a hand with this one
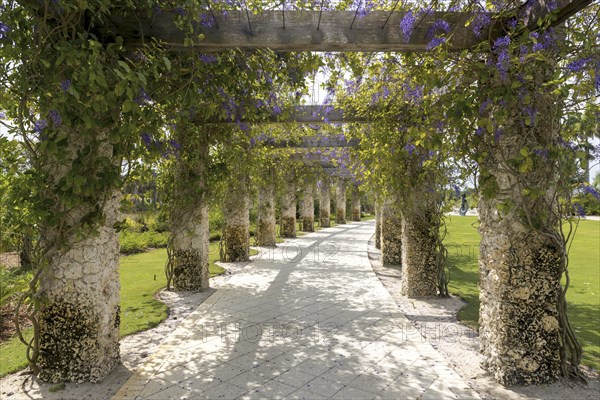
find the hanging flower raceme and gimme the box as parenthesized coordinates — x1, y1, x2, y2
(399, 10, 416, 42)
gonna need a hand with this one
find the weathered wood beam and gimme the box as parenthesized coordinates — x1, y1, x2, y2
(99, 2, 592, 52)
(269, 135, 359, 148)
(519, 0, 593, 30)
(201, 105, 366, 124)
(101, 10, 478, 52)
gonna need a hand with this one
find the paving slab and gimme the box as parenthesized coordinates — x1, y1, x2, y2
(112, 221, 480, 400)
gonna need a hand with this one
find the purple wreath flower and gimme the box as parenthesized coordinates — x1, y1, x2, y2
(49, 110, 62, 127)
(60, 79, 72, 92)
(400, 11, 416, 42)
(427, 37, 446, 50)
(0, 22, 9, 40)
(471, 13, 491, 38)
(573, 202, 586, 217)
(566, 57, 592, 73)
(33, 119, 48, 134)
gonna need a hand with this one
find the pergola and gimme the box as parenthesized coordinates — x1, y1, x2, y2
(99, 1, 591, 52)
(13, 0, 596, 388)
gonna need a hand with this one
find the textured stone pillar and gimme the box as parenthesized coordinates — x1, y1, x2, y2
(256, 179, 277, 247)
(280, 170, 296, 238)
(38, 135, 120, 383)
(319, 178, 331, 228)
(351, 186, 361, 221)
(478, 57, 563, 385)
(381, 197, 402, 266)
(223, 170, 250, 262)
(401, 194, 439, 297)
(375, 203, 382, 249)
(170, 133, 210, 291)
(335, 180, 347, 224)
(300, 184, 315, 232)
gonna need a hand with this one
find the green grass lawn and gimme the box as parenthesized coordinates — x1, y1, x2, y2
(444, 216, 600, 371)
(0, 241, 232, 377)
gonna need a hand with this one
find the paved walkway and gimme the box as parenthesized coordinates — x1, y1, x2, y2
(113, 221, 479, 399)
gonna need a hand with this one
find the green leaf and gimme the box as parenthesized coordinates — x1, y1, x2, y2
(163, 57, 172, 71)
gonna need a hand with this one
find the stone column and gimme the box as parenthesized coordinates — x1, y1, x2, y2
(37, 134, 120, 383)
(381, 197, 402, 266)
(280, 170, 296, 238)
(300, 184, 315, 232)
(223, 169, 250, 262)
(319, 177, 331, 228)
(335, 180, 347, 224)
(478, 56, 564, 385)
(351, 186, 361, 221)
(256, 179, 277, 247)
(401, 193, 439, 297)
(170, 132, 210, 291)
(375, 202, 382, 249)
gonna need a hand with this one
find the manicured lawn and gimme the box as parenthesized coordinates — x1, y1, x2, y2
(0, 242, 231, 377)
(444, 216, 600, 371)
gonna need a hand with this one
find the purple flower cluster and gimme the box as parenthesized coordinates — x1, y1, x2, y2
(134, 88, 152, 105)
(399, 11, 416, 42)
(33, 119, 48, 134)
(404, 143, 416, 154)
(471, 13, 491, 38)
(427, 37, 446, 50)
(566, 57, 591, 73)
(523, 106, 536, 125)
(493, 36, 511, 80)
(530, 29, 556, 52)
(199, 53, 218, 64)
(403, 83, 423, 103)
(0, 22, 9, 40)
(60, 79, 72, 92)
(427, 19, 451, 37)
(573, 202, 586, 217)
(581, 184, 600, 200)
(174, 7, 186, 16)
(354, 0, 374, 19)
(49, 110, 62, 127)
(479, 99, 491, 115)
(0, 111, 5, 119)
(200, 14, 216, 29)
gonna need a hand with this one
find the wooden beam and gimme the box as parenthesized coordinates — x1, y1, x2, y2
(202, 105, 366, 124)
(269, 135, 359, 148)
(519, 0, 593, 30)
(99, 2, 592, 52)
(101, 10, 478, 52)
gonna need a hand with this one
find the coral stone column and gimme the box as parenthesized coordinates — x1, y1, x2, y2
(222, 169, 250, 261)
(478, 56, 564, 385)
(401, 193, 439, 297)
(170, 132, 210, 291)
(335, 180, 347, 224)
(351, 185, 361, 221)
(280, 170, 296, 238)
(381, 197, 402, 266)
(256, 179, 277, 247)
(319, 177, 331, 228)
(37, 134, 120, 383)
(300, 184, 315, 232)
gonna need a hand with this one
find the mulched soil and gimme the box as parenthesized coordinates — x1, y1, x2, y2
(0, 302, 31, 343)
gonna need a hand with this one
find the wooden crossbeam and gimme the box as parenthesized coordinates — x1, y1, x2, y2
(268, 135, 359, 148)
(202, 105, 365, 124)
(99, 1, 592, 52)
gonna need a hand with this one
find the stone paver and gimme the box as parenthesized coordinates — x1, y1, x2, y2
(112, 221, 480, 400)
